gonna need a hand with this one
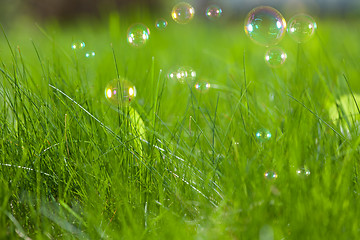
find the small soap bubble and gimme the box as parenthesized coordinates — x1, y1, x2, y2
(105, 79, 137, 105)
(255, 128, 272, 142)
(85, 51, 96, 58)
(168, 66, 196, 83)
(205, 5, 222, 20)
(264, 170, 278, 180)
(296, 167, 311, 177)
(127, 23, 150, 47)
(177, 67, 196, 83)
(194, 81, 211, 93)
(171, 2, 195, 24)
(287, 14, 317, 43)
(71, 41, 85, 50)
(244, 6, 286, 46)
(155, 18, 168, 29)
(264, 47, 287, 67)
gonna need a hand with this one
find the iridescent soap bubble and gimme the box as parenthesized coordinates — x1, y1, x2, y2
(205, 5, 222, 20)
(167, 71, 175, 79)
(127, 23, 150, 47)
(255, 128, 272, 142)
(264, 170, 278, 180)
(171, 2, 195, 24)
(264, 47, 287, 67)
(296, 167, 311, 177)
(105, 79, 137, 105)
(287, 14, 317, 43)
(194, 81, 211, 93)
(168, 66, 196, 83)
(71, 41, 85, 50)
(244, 6, 287, 46)
(85, 51, 96, 58)
(155, 18, 168, 29)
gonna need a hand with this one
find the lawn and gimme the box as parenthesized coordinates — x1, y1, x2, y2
(0, 5, 360, 239)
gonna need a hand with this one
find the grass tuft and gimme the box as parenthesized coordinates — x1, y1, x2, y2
(0, 13, 360, 239)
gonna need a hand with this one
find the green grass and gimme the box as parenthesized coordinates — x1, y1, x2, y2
(0, 11, 360, 239)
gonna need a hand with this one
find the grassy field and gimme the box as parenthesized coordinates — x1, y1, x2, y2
(0, 8, 360, 239)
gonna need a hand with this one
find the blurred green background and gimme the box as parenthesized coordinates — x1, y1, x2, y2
(1, 0, 359, 26)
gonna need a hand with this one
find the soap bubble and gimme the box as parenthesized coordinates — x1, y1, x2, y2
(264, 170, 278, 180)
(168, 66, 196, 83)
(244, 6, 286, 46)
(264, 47, 287, 67)
(296, 167, 311, 177)
(287, 14, 317, 43)
(127, 23, 150, 47)
(85, 51, 96, 58)
(194, 81, 211, 93)
(155, 18, 168, 29)
(71, 41, 85, 50)
(171, 2, 195, 24)
(205, 5, 222, 20)
(105, 79, 137, 105)
(255, 128, 272, 142)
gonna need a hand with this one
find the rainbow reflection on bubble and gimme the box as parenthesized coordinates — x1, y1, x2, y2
(155, 18, 168, 29)
(105, 79, 137, 106)
(255, 128, 272, 142)
(171, 2, 195, 24)
(167, 66, 197, 83)
(264, 47, 287, 67)
(71, 40, 85, 50)
(85, 51, 96, 58)
(244, 6, 286, 46)
(127, 23, 150, 48)
(205, 5, 222, 20)
(264, 170, 278, 180)
(194, 81, 211, 93)
(287, 14, 317, 43)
